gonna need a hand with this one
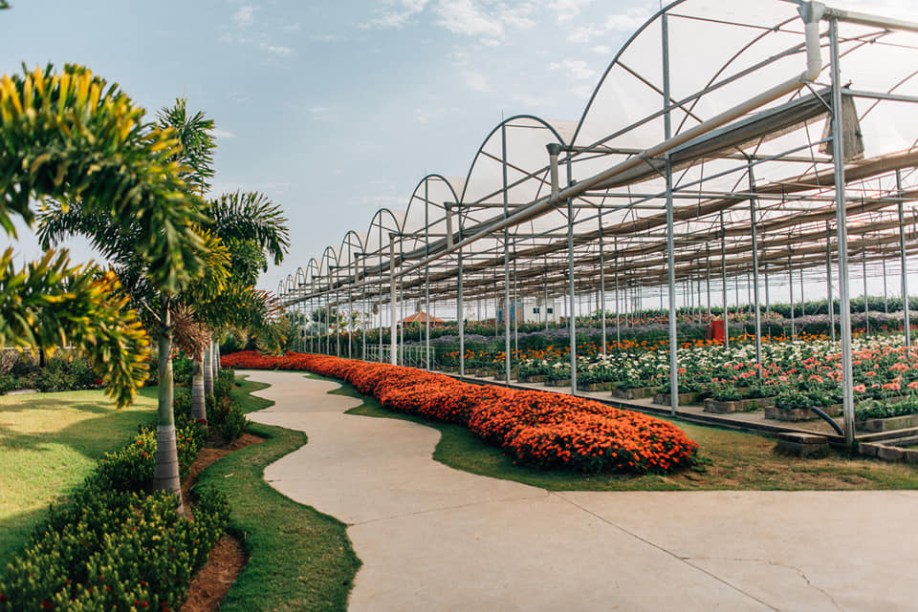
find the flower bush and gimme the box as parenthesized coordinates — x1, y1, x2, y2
(223, 351, 698, 474)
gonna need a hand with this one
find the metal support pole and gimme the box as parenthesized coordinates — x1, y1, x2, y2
(502, 125, 512, 386)
(457, 227, 465, 378)
(425, 183, 431, 370)
(830, 19, 857, 448)
(720, 212, 729, 349)
(899, 170, 911, 348)
(614, 236, 621, 345)
(566, 159, 577, 394)
(662, 11, 678, 416)
(826, 221, 836, 342)
(599, 216, 607, 355)
(748, 163, 763, 368)
(789, 259, 796, 341)
(863, 252, 870, 336)
(389, 236, 398, 366)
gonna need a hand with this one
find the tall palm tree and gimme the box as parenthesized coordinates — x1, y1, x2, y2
(0, 65, 207, 410)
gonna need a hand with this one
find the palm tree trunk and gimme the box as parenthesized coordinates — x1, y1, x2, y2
(203, 340, 214, 398)
(192, 354, 206, 422)
(214, 342, 221, 373)
(153, 301, 184, 510)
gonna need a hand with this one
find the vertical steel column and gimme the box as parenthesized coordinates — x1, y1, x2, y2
(326, 270, 332, 355)
(826, 221, 836, 342)
(748, 163, 763, 368)
(347, 258, 353, 359)
(501, 125, 512, 386)
(513, 257, 519, 355)
(720, 212, 729, 349)
(614, 236, 621, 345)
(788, 259, 796, 341)
(566, 157, 577, 394)
(378, 224, 383, 362)
(389, 236, 398, 366)
(424, 182, 431, 370)
(882, 254, 889, 314)
(705, 245, 712, 318)
(765, 264, 772, 338)
(662, 10, 678, 416)
(899, 170, 911, 348)
(830, 19, 856, 447)
(599, 215, 607, 355)
(800, 267, 806, 317)
(863, 252, 870, 336)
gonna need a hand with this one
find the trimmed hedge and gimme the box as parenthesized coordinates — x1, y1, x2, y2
(0, 421, 226, 610)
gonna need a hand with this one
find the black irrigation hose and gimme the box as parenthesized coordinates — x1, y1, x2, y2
(809, 406, 845, 436)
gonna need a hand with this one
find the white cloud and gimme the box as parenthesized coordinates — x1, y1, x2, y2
(462, 69, 491, 92)
(591, 44, 612, 56)
(260, 42, 294, 56)
(567, 24, 604, 44)
(362, 0, 430, 29)
(604, 7, 652, 32)
(547, 0, 593, 23)
(548, 58, 595, 81)
(435, 0, 505, 39)
(212, 128, 236, 139)
(232, 5, 255, 28)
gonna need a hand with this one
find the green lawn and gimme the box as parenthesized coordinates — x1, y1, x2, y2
(194, 376, 359, 611)
(321, 378, 918, 491)
(0, 387, 157, 561)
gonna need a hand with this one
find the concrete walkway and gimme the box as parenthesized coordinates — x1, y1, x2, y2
(243, 370, 918, 612)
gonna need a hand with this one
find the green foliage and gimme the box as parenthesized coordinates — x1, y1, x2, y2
(0, 486, 228, 611)
(0, 250, 149, 406)
(94, 421, 205, 491)
(857, 397, 918, 420)
(1, 65, 208, 294)
(173, 355, 193, 385)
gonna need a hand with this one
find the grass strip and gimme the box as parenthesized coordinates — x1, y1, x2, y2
(315, 375, 918, 491)
(0, 387, 157, 562)
(194, 375, 360, 612)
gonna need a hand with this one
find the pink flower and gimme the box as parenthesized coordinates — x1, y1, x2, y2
(908, 381, 918, 390)
(853, 384, 867, 393)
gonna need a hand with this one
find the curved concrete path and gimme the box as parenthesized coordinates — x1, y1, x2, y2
(243, 370, 918, 611)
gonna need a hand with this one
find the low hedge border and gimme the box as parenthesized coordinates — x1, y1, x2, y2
(222, 351, 698, 474)
(0, 419, 227, 611)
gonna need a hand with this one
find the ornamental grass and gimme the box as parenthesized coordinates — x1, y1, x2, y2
(222, 351, 698, 474)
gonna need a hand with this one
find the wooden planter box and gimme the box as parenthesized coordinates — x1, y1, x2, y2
(612, 386, 656, 400)
(518, 374, 547, 384)
(705, 396, 774, 414)
(653, 391, 701, 406)
(579, 381, 615, 392)
(492, 369, 518, 381)
(545, 378, 571, 387)
(473, 368, 496, 378)
(856, 413, 918, 433)
(764, 403, 842, 422)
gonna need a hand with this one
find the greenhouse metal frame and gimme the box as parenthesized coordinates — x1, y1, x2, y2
(278, 0, 918, 447)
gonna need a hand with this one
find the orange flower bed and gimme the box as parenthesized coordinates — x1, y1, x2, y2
(221, 351, 698, 474)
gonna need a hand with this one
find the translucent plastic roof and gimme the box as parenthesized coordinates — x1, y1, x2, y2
(280, 0, 918, 312)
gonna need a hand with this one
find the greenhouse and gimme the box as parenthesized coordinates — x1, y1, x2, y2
(278, 0, 918, 448)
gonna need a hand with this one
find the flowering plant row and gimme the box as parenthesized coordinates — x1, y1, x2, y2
(222, 351, 698, 474)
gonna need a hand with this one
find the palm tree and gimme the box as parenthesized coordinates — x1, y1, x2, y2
(1, 65, 207, 412)
(17, 73, 212, 505)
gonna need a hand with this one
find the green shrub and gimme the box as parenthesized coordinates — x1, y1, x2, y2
(173, 356, 194, 385)
(0, 486, 228, 611)
(95, 422, 205, 491)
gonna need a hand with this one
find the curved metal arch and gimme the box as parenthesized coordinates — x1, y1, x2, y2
(319, 245, 340, 278)
(364, 207, 404, 259)
(458, 114, 571, 236)
(570, 0, 685, 147)
(338, 229, 366, 269)
(295, 266, 306, 288)
(401, 173, 464, 253)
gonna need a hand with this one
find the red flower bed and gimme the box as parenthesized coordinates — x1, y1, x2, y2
(222, 350, 697, 474)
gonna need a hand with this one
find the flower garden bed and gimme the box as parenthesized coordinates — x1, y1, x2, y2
(764, 403, 843, 422)
(653, 391, 703, 406)
(857, 414, 918, 433)
(222, 351, 698, 475)
(704, 397, 773, 414)
(612, 386, 657, 400)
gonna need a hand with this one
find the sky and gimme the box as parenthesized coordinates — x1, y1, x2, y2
(1, 0, 914, 297)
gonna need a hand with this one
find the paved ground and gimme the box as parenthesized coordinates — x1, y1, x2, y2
(242, 370, 918, 612)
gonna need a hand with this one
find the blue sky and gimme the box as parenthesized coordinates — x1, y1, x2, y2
(1, 0, 912, 294)
(0, 0, 660, 291)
